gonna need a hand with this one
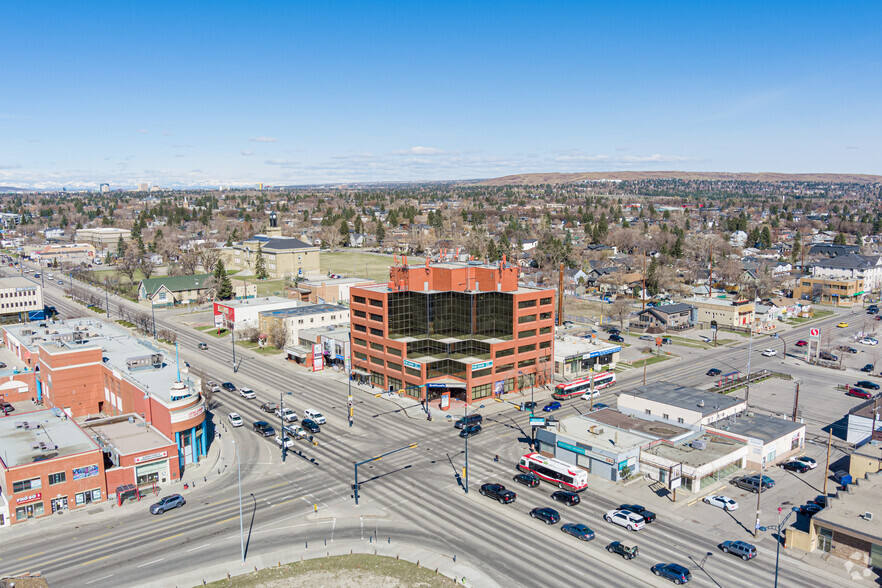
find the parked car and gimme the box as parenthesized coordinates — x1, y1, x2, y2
(857, 381, 880, 390)
(197, 342, 208, 350)
(651, 563, 692, 584)
(303, 409, 326, 424)
(459, 424, 482, 438)
(228, 412, 243, 427)
(260, 402, 279, 413)
(479, 483, 516, 504)
(837, 322, 849, 328)
(618, 504, 655, 523)
(590, 402, 610, 412)
(301, 418, 321, 434)
(221, 382, 236, 392)
(561, 523, 595, 541)
(734, 475, 775, 493)
(838, 346, 858, 354)
(605, 328, 620, 335)
(543, 401, 562, 412)
(782, 461, 811, 473)
(860, 338, 879, 346)
(798, 503, 824, 518)
(150, 494, 185, 515)
(761, 348, 777, 357)
(792, 456, 818, 469)
(529, 507, 560, 525)
(609, 334, 625, 343)
(606, 541, 639, 559)
(795, 340, 808, 347)
(661, 337, 672, 345)
(639, 335, 654, 341)
(861, 364, 876, 373)
(454, 413, 483, 429)
(706, 368, 722, 376)
(252, 421, 275, 437)
(1, 402, 14, 415)
(551, 491, 581, 506)
(240, 387, 257, 399)
(703, 495, 738, 511)
(604, 509, 645, 531)
(513, 473, 540, 488)
(819, 351, 838, 361)
(847, 388, 872, 399)
(719, 540, 757, 560)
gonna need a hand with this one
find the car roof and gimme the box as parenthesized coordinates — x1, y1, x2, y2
(229, 412, 240, 418)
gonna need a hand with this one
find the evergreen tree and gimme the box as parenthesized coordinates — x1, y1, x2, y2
(254, 243, 269, 279)
(760, 226, 772, 249)
(116, 235, 126, 259)
(338, 219, 350, 247)
(671, 235, 684, 258)
(646, 256, 659, 296)
(375, 222, 386, 245)
(486, 239, 500, 262)
(833, 232, 847, 245)
(214, 259, 233, 300)
(791, 232, 801, 264)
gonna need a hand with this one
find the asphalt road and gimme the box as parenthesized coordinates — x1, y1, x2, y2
(0, 265, 866, 587)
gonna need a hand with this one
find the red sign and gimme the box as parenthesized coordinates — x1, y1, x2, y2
(16, 492, 41, 504)
(134, 451, 168, 464)
(810, 328, 820, 340)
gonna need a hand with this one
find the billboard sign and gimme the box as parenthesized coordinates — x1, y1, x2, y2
(471, 360, 493, 371)
(312, 343, 323, 371)
(809, 328, 820, 341)
(403, 358, 420, 369)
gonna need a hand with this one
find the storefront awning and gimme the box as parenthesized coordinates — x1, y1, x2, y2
(284, 346, 312, 359)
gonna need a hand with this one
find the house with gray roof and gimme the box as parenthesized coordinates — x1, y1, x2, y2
(138, 274, 214, 307)
(808, 253, 882, 294)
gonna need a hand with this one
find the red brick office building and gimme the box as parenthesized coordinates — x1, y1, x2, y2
(349, 259, 555, 404)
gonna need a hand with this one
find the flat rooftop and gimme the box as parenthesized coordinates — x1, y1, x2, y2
(0, 409, 98, 468)
(849, 399, 879, 420)
(556, 414, 655, 452)
(622, 382, 745, 417)
(357, 283, 550, 295)
(708, 413, 805, 443)
(0, 276, 38, 289)
(813, 471, 882, 543)
(299, 325, 351, 341)
(588, 409, 693, 441)
(215, 296, 297, 309)
(554, 335, 620, 359)
(4, 318, 200, 404)
(85, 416, 174, 455)
(643, 433, 746, 468)
(301, 277, 374, 286)
(259, 303, 348, 318)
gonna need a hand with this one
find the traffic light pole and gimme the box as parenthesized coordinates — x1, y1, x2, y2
(354, 442, 418, 505)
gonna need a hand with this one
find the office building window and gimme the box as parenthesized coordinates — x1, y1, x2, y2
(370, 328, 384, 337)
(352, 295, 366, 304)
(370, 313, 383, 322)
(495, 347, 515, 358)
(386, 346, 402, 356)
(518, 329, 536, 339)
(518, 299, 537, 309)
(353, 337, 367, 347)
(540, 297, 553, 306)
(472, 367, 491, 379)
(517, 358, 535, 368)
(518, 344, 536, 354)
(518, 314, 536, 324)
(370, 342, 384, 352)
(48, 472, 66, 485)
(369, 299, 384, 308)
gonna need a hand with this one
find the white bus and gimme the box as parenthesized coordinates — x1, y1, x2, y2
(517, 453, 589, 491)
(552, 371, 616, 400)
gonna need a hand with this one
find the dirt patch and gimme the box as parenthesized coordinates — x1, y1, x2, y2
(204, 554, 456, 588)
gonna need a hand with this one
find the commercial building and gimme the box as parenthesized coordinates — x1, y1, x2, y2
(849, 443, 882, 480)
(794, 276, 863, 306)
(552, 334, 620, 379)
(631, 303, 696, 332)
(682, 297, 754, 328)
(617, 382, 747, 428)
(808, 253, 882, 295)
(258, 303, 350, 349)
(0, 278, 43, 321)
(846, 399, 882, 446)
(213, 296, 303, 332)
(706, 412, 805, 469)
(639, 432, 748, 494)
(293, 325, 351, 369)
(75, 227, 131, 250)
(0, 408, 106, 526)
(349, 259, 555, 403)
(3, 319, 208, 471)
(222, 220, 319, 279)
(294, 276, 376, 304)
(31, 243, 96, 265)
(138, 274, 214, 307)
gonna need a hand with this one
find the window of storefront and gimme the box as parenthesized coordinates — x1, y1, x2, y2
(15, 502, 44, 520)
(51, 497, 68, 512)
(388, 377, 402, 391)
(700, 461, 742, 490)
(371, 372, 384, 387)
(503, 377, 516, 392)
(74, 489, 102, 505)
(48, 472, 66, 485)
(472, 383, 491, 399)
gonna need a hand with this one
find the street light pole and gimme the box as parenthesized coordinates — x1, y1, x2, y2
(231, 321, 237, 373)
(151, 296, 157, 340)
(233, 440, 245, 563)
(104, 278, 111, 320)
(774, 506, 799, 588)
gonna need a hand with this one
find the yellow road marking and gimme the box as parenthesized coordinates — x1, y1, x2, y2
(159, 532, 185, 542)
(215, 515, 241, 525)
(16, 551, 45, 561)
(80, 555, 112, 566)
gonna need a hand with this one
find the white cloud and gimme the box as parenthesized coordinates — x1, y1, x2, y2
(392, 146, 446, 156)
(162, 130, 173, 136)
(240, 151, 254, 156)
(0, 163, 22, 170)
(265, 159, 298, 166)
(250, 136, 278, 143)
(136, 129, 149, 134)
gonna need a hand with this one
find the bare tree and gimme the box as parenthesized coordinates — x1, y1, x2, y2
(239, 326, 260, 343)
(139, 257, 158, 280)
(158, 328, 177, 343)
(133, 312, 152, 335)
(116, 249, 140, 288)
(199, 248, 221, 273)
(609, 298, 634, 331)
(267, 321, 289, 349)
(180, 251, 199, 275)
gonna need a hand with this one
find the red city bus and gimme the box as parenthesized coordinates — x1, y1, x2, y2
(552, 371, 616, 400)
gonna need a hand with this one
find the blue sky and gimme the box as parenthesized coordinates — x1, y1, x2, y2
(2, 1, 880, 189)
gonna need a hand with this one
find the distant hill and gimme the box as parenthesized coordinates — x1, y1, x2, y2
(0, 186, 28, 193)
(476, 171, 882, 186)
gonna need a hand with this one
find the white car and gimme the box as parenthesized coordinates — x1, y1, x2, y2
(304, 409, 326, 424)
(284, 425, 308, 439)
(792, 456, 818, 469)
(699, 335, 711, 342)
(228, 412, 243, 427)
(703, 495, 738, 511)
(761, 348, 777, 357)
(239, 388, 256, 399)
(604, 509, 645, 531)
(274, 435, 295, 448)
(276, 407, 298, 422)
(860, 338, 879, 346)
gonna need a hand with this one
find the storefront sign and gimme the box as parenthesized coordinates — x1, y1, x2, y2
(312, 343, 323, 372)
(471, 360, 493, 371)
(581, 346, 621, 359)
(16, 492, 41, 504)
(426, 382, 447, 388)
(134, 451, 169, 464)
(557, 440, 616, 464)
(440, 392, 450, 410)
(530, 417, 547, 427)
(73, 465, 99, 480)
(187, 405, 205, 420)
(403, 358, 420, 369)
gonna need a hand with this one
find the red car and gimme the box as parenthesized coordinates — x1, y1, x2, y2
(795, 340, 808, 347)
(848, 388, 872, 399)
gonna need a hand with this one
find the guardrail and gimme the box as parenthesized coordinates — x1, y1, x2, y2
(708, 369, 780, 393)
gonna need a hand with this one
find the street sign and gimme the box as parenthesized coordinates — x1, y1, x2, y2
(529, 417, 546, 427)
(810, 328, 820, 340)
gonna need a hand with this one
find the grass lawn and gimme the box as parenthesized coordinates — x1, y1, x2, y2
(195, 325, 231, 338)
(229, 276, 289, 297)
(627, 354, 672, 369)
(237, 340, 284, 355)
(205, 554, 456, 588)
(320, 251, 425, 283)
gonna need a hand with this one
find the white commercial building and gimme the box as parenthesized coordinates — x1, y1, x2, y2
(0, 277, 43, 319)
(616, 382, 747, 428)
(213, 296, 305, 332)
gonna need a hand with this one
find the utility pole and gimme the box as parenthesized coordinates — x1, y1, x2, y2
(792, 382, 800, 422)
(754, 463, 764, 538)
(589, 369, 595, 410)
(557, 261, 564, 326)
(641, 252, 646, 311)
(280, 392, 286, 463)
(822, 429, 833, 497)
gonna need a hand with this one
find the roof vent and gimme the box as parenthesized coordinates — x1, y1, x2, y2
(864, 512, 874, 521)
(691, 439, 707, 450)
(698, 399, 705, 407)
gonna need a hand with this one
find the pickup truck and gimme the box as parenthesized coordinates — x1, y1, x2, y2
(205, 381, 221, 393)
(479, 483, 516, 504)
(275, 407, 298, 422)
(260, 402, 279, 413)
(252, 421, 275, 437)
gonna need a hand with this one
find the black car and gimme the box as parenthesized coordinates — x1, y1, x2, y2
(857, 380, 880, 390)
(0, 402, 14, 415)
(861, 364, 875, 373)
(221, 382, 236, 391)
(301, 418, 321, 434)
(459, 424, 482, 438)
(252, 421, 275, 437)
(551, 491, 580, 506)
(798, 503, 824, 518)
(651, 563, 692, 584)
(521, 401, 538, 410)
(839, 346, 858, 354)
(781, 461, 810, 474)
(513, 473, 540, 488)
(529, 507, 560, 525)
(706, 368, 722, 376)
(618, 504, 656, 523)
(479, 483, 516, 504)
(609, 334, 625, 343)
(605, 328, 620, 335)
(606, 541, 638, 560)
(561, 523, 595, 541)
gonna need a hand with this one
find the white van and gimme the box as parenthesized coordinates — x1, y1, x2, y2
(303, 409, 326, 424)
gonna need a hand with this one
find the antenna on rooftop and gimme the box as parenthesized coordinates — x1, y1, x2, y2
(175, 342, 181, 382)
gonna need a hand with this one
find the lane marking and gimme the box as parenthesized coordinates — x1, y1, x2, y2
(186, 544, 211, 553)
(80, 555, 112, 566)
(86, 574, 114, 584)
(215, 515, 242, 525)
(16, 551, 45, 561)
(159, 532, 186, 542)
(137, 558, 165, 568)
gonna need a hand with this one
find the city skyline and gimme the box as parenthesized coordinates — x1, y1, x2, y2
(2, 1, 881, 189)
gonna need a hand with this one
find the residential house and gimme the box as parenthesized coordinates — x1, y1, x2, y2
(808, 253, 882, 296)
(138, 274, 214, 307)
(631, 303, 696, 332)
